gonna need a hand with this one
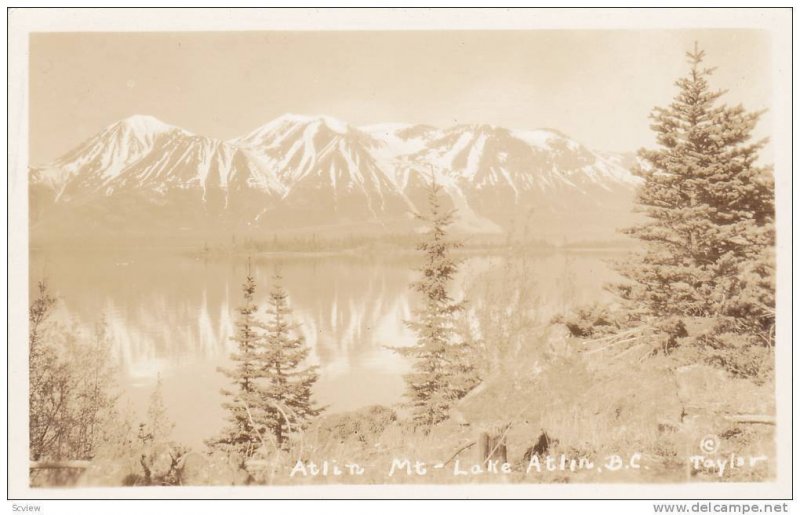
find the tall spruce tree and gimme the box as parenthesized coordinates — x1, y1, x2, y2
(399, 176, 479, 429)
(256, 272, 321, 449)
(209, 267, 265, 458)
(616, 43, 775, 370)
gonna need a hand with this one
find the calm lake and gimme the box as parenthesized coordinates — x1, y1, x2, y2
(29, 249, 623, 448)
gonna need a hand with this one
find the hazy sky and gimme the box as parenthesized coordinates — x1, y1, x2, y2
(29, 30, 772, 164)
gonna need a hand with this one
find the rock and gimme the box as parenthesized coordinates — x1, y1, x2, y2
(546, 324, 574, 358)
(145, 443, 177, 479)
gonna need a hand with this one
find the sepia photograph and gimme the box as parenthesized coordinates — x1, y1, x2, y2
(6, 6, 793, 503)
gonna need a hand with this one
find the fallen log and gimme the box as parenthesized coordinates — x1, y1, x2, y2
(725, 414, 776, 425)
(30, 460, 90, 470)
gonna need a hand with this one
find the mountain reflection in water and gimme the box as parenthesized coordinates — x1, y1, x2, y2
(29, 249, 619, 447)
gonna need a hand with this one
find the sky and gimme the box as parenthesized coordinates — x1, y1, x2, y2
(29, 29, 772, 165)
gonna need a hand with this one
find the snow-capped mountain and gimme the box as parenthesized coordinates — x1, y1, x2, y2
(231, 114, 414, 226)
(33, 115, 286, 202)
(30, 114, 642, 242)
(31, 115, 186, 198)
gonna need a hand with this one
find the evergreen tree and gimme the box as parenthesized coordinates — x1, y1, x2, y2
(256, 272, 321, 449)
(616, 43, 775, 372)
(209, 267, 265, 458)
(398, 176, 479, 429)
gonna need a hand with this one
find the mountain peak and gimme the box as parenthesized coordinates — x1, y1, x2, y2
(455, 122, 501, 132)
(232, 113, 356, 151)
(114, 114, 183, 136)
(36, 115, 192, 191)
(277, 113, 350, 134)
(509, 127, 578, 150)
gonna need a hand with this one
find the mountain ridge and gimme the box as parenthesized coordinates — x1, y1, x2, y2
(30, 114, 643, 243)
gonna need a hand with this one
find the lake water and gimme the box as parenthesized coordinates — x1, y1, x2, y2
(28, 249, 622, 448)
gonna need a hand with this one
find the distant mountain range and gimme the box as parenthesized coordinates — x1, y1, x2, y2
(30, 114, 643, 245)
